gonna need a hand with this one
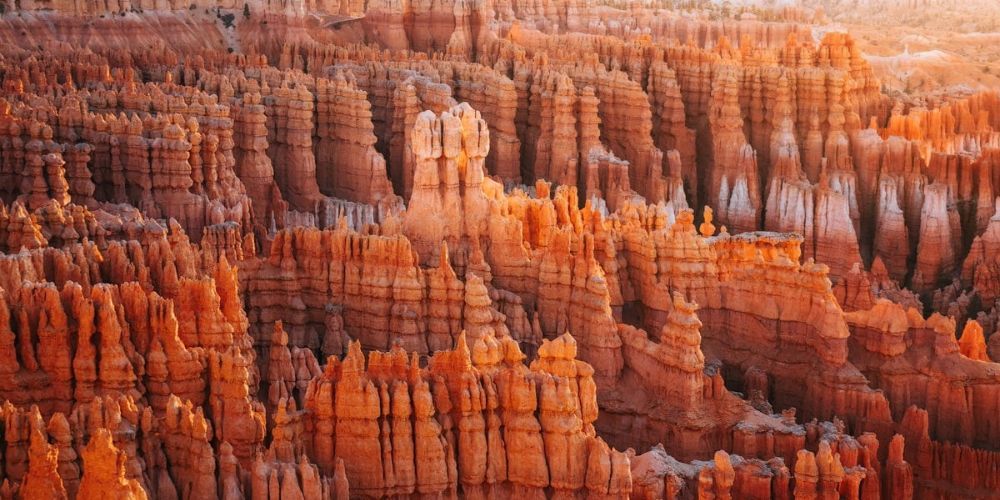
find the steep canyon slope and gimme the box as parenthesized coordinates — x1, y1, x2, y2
(0, 0, 997, 498)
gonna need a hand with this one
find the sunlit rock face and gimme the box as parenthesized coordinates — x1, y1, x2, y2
(0, 0, 998, 498)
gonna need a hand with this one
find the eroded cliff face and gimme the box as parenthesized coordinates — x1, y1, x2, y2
(0, 0, 998, 498)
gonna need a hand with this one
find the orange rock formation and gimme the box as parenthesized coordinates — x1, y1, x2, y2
(0, 1, 997, 498)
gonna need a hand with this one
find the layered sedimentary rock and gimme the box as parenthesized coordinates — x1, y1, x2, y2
(0, 1, 999, 498)
(233, 91, 287, 236)
(302, 334, 632, 498)
(707, 68, 760, 233)
(845, 300, 1000, 450)
(911, 183, 956, 294)
(630, 422, 907, 500)
(0, 81, 253, 243)
(315, 72, 396, 206)
(268, 82, 324, 212)
(77, 429, 147, 499)
(604, 292, 805, 461)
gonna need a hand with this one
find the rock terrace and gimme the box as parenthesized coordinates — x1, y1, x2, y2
(0, 0, 997, 499)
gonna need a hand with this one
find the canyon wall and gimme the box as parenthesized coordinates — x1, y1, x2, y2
(0, 0, 997, 498)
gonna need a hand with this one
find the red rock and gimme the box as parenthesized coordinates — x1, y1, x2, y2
(885, 434, 914, 500)
(20, 428, 67, 500)
(708, 68, 760, 233)
(270, 82, 323, 212)
(813, 175, 863, 281)
(911, 183, 956, 294)
(0, 6, 998, 498)
(958, 320, 990, 361)
(208, 345, 266, 465)
(234, 91, 286, 236)
(47, 413, 80, 498)
(161, 395, 217, 499)
(77, 429, 147, 500)
(315, 72, 396, 207)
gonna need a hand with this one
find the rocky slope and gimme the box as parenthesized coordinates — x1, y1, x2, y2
(0, 0, 998, 498)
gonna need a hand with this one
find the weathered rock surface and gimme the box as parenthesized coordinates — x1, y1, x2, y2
(0, 2, 998, 498)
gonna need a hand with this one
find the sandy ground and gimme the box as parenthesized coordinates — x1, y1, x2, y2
(848, 24, 1000, 98)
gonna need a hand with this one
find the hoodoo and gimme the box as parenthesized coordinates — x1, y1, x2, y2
(0, 0, 998, 498)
